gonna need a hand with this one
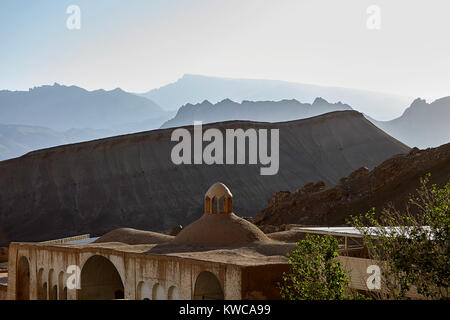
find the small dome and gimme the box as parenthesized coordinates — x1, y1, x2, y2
(205, 182, 233, 214)
(205, 182, 232, 199)
(94, 228, 173, 245)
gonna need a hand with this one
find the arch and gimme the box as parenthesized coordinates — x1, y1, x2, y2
(48, 269, 57, 300)
(137, 281, 151, 300)
(168, 286, 179, 300)
(193, 271, 224, 300)
(16, 256, 30, 300)
(205, 196, 211, 214)
(152, 283, 165, 300)
(58, 271, 65, 300)
(37, 268, 47, 300)
(79, 255, 125, 300)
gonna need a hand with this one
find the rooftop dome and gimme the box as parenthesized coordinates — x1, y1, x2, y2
(95, 228, 173, 245)
(173, 183, 271, 247)
(205, 182, 232, 199)
(205, 182, 233, 215)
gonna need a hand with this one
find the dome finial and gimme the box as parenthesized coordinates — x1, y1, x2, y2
(204, 183, 232, 214)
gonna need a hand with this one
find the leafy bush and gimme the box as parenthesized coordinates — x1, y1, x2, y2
(280, 234, 362, 300)
(351, 175, 449, 299)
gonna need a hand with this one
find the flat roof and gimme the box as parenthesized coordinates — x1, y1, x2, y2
(66, 237, 99, 245)
(294, 226, 433, 239)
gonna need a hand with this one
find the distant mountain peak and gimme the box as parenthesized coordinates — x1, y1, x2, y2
(411, 97, 428, 107)
(312, 97, 329, 105)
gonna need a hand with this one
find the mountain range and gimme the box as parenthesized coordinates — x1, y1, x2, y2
(0, 77, 448, 161)
(142, 74, 411, 120)
(160, 96, 449, 149)
(0, 111, 409, 245)
(160, 98, 352, 129)
(0, 84, 174, 160)
(0, 83, 170, 131)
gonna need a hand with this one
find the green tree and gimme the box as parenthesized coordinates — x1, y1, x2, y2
(280, 234, 361, 300)
(351, 175, 449, 299)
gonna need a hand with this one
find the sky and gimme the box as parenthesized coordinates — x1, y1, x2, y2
(0, 0, 449, 100)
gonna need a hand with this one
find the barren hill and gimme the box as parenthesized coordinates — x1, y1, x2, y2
(0, 111, 409, 245)
(252, 143, 450, 229)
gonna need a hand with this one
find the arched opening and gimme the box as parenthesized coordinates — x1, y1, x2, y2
(168, 286, 179, 300)
(152, 283, 165, 300)
(62, 287, 68, 300)
(79, 255, 124, 300)
(48, 269, 57, 300)
(205, 196, 211, 214)
(58, 271, 65, 300)
(212, 197, 218, 214)
(193, 271, 224, 300)
(37, 269, 47, 300)
(137, 281, 151, 300)
(16, 256, 30, 300)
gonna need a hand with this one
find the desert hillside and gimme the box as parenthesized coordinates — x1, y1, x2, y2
(253, 143, 450, 229)
(0, 111, 409, 245)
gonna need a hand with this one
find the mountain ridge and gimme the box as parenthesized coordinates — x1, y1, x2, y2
(160, 97, 353, 129)
(142, 74, 411, 120)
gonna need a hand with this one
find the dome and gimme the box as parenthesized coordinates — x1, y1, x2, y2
(95, 228, 173, 245)
(173, 182, 271, 246)
(172, 212, 271, 247)
(205, 182, 232, 199)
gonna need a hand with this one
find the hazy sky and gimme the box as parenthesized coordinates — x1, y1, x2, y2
(1, 0, 449, 100)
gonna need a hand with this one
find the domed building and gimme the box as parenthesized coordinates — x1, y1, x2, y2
(2, 182, 423, 300)
(6, 182, 302, 300)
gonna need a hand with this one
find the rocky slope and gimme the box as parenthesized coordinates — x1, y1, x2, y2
(161, 98, 352, 129)
(252, 143, 450, 229)
(0, 111, 409, 245)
